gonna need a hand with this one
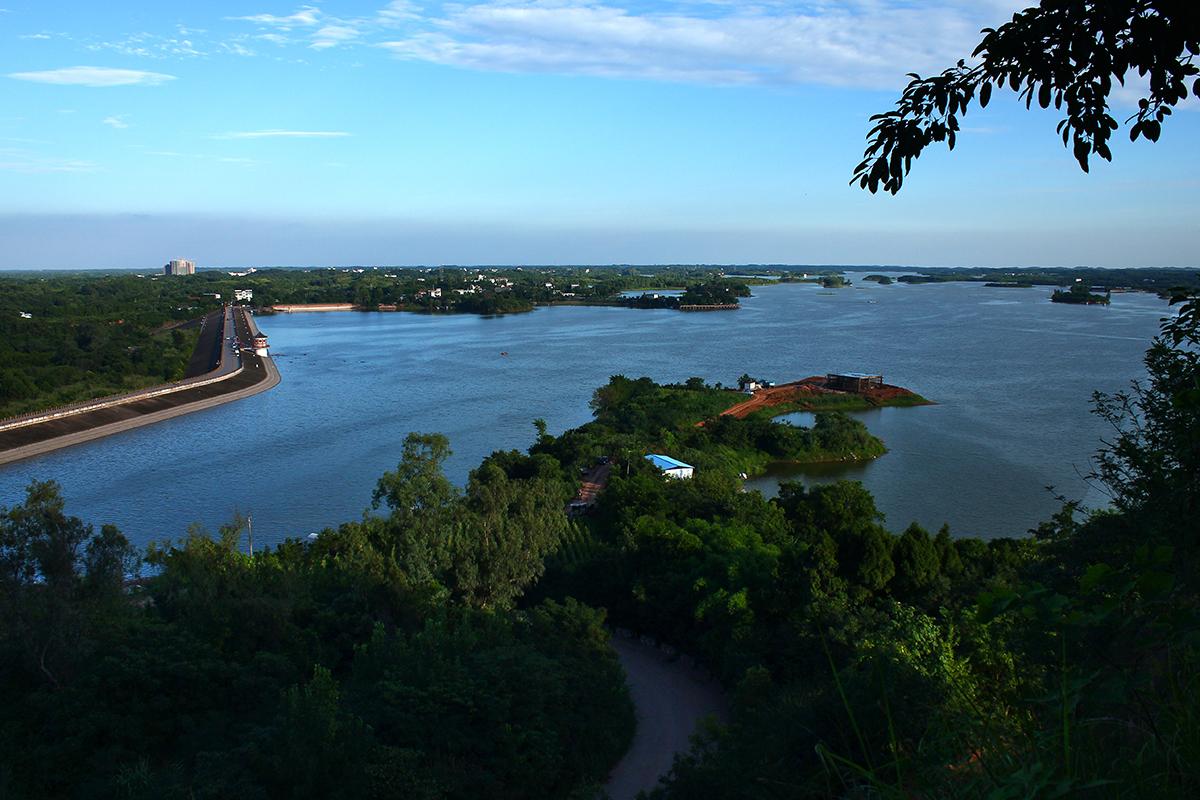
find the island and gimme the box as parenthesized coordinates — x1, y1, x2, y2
(1051, 284, 1111, 305)
(534, 372, 930, 483)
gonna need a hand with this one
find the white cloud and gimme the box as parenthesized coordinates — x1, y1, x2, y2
(375, 1, 1028, 89)
(311, 24, 361, 49)
(102, 115, 129, 129)
(7, 66, 176, 87)
(376, 1, 420, 25)
(214, 129, 351, 139)
(232, 6, 322, 29)
(88, 32, 205, 59)
(228, 3, 429, 53)
(20, 33, 52, 40)
(222, 1, 1028, 89)
(0, 147, 96, 173)
(221, 41, 256, 57)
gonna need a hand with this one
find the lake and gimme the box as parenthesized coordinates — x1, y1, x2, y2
(0, 275, 1169, 549)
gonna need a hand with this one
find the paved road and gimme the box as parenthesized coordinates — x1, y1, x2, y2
(184, 308, 225, 378)
(0, 306, 277, 465)
(606, 636, 728, 800)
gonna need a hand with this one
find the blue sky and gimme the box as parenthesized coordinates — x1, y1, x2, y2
(1, 1, 1196, 269)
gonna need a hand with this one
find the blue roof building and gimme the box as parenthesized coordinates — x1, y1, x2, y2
(645, 454, 695, 479)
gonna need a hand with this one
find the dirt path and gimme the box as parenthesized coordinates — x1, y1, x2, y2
(718, 376, 928, 420)
(606, 635, 727, 800)
(719, 378, 837, 419)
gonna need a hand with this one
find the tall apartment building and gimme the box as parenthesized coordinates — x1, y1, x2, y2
(164, 258, 196, 276)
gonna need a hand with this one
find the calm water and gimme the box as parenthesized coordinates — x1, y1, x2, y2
(0, 276, 1168, 548)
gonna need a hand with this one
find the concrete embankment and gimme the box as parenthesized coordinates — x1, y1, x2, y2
(0, 307, 279, 466)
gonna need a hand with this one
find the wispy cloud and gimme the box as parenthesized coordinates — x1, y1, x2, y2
(220, 41, 256, 57)
(20, 32, 52, 40)
(0, 147, 96, 173)
(230, 2, 422, 50)
(374, 1, 1027, 88)
(213, 129, 351, 139)
(230, 6, 322, 29)
(7, 66, 175, 87)
(147, 150, 259, 165)
(102, 115, 128, 129)
(87, 31, 204, 59)
(312, 24, 361, 49)
(221, 1, 1026, 89)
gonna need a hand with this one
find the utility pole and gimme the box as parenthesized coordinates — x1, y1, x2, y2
(247, 514, 253, 557)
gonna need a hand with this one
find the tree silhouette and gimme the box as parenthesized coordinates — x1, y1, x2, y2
(854, 1, 1199, 194)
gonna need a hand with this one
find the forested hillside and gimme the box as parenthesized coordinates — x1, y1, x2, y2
(2, 293, 1196, 798)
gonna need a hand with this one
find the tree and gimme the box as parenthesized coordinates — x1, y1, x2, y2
(448, 461, 570, 609)
(854, 1, 1200, 193)
(1091, 292, 1200, 545)
(372, 433, 460, 585)
(892, 522, 941, 598)
(0, 480, 134, 688)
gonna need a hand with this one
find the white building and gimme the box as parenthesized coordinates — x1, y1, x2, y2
(234, 289, 253, 302)
(645, 454, 695, 480)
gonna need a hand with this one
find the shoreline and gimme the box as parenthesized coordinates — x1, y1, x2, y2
(0, 307, 280, 466)
(0, 357, 279, 467)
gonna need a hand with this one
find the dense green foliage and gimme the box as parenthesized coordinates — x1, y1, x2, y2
(537, 375, 887, 478)
(679, 280, 750, 305)
(1052, 283, 1112, 305)
(574, 295, 1197, 798)
(0, 441, 634, 799)
(0, 275, 203, 417)
(621, 279, 751, 309)
(4, 267, 1199, 798)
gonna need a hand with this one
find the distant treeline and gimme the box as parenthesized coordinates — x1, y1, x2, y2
(892, 266, 1196, 296)
(0, 274, 205, 418)
(0, 267, 761, 416)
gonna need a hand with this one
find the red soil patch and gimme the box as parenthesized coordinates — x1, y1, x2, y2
(716, 376, 924, 420)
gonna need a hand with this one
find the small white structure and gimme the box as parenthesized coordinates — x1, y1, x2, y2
(645, 454, 694, 480)
(739, 379, 763, 393)
(253, 333, 269, 357)
(18, 311, 32, 319)
(234, 288, 253, 302)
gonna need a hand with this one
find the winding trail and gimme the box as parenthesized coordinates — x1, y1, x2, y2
(606, 635, 728, 800)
